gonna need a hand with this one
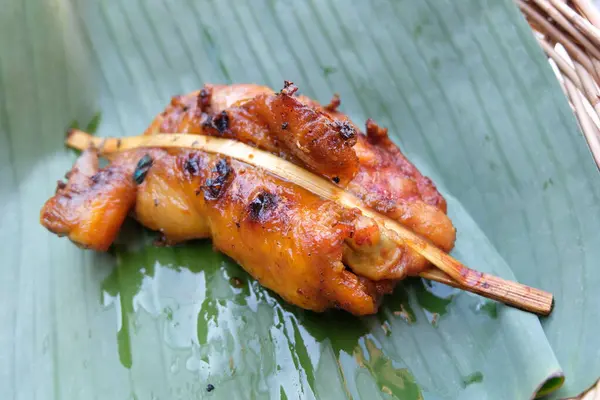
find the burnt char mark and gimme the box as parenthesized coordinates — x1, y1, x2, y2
(90, 173, 101, 184)
(332, 176, 340, 184)
(334, 120, 356, 141)
(202, 111, 229, 135)
(280, 80, 298, 96)
(213, 111, 229, 133)
(184, 153, 202, 176)
(87, 169, 114, 188)
(248, 191, 278, 222)
(281, 122, 289, 130)
(203, 158, 232, 200)
(197, 86, 212, 112)
(324, 93, 341, 112)
(201, 115, 214, 131)
(133, 154, 153, 185)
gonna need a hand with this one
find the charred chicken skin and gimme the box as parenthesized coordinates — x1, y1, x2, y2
(40, 83, 456, 315)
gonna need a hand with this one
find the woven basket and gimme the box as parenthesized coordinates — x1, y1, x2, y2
(520, 0, 600, 170)
(576, 380, 600, 399)
(520, 1, 600, 398)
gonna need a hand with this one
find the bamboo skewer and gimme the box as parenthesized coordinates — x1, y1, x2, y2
(66, 129, 554, 316)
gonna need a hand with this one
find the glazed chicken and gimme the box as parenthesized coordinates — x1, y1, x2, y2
(40, 82, 456, 315)
(146, 82, 454, 251)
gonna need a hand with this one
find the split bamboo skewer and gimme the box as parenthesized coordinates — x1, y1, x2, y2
(66, 129, 554, 316)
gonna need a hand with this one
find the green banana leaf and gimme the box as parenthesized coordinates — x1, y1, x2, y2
(1, 0, 599, 398)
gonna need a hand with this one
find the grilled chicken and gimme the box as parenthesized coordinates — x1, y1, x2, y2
(146, 82, 455, 251)
(40, 82, 456, 315)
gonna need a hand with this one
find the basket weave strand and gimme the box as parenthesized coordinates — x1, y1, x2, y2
(520, 0, 600, 170)
(520, 1, 600, 398)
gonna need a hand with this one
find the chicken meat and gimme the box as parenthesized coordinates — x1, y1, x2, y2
(40, 82, 456, 315)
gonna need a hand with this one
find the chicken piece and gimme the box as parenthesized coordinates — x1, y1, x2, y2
(301, 95, 455, 250)
(41, 146, 411, 314)
(350, 120, 454, 251)
(139, 149, 409, 313)
(40, 82, 457, 314)
(148, 83, 456, 253)
(146, 82, 359, 185)
(40, 149, 137, 251)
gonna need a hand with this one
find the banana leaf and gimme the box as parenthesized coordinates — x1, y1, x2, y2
(1, 0, 599, 398)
